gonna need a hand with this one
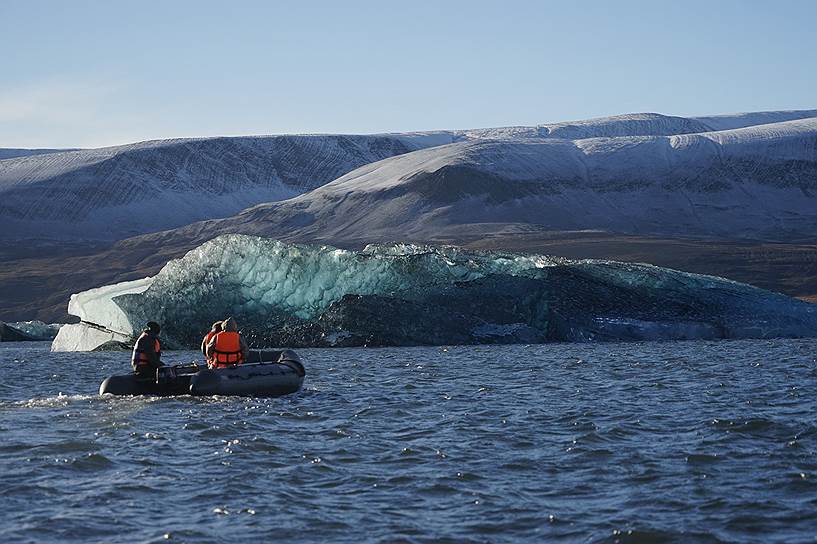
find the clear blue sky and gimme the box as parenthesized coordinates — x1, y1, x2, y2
(1, 0, 815, 148)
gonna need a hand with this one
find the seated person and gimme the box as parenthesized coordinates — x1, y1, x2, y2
(131, 321, 163, 379)
(206, 317, 249, 368)
(201, 320, 223, 365)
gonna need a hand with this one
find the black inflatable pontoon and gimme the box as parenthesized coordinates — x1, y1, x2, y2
(99, 349, 305, 397)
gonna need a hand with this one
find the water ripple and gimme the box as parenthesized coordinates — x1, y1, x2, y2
(2, 339, 817, 542)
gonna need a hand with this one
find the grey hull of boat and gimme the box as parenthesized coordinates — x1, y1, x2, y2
(99, 350, 305, 397)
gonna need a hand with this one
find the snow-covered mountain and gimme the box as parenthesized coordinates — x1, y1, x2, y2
(153, 115, 817, 246)
(459, 110, 817, 140)
(0, 135, 438, 241)
(4, 109, 814, 242)
(0, 148, 75, 160)
(691, 110, 817, 131)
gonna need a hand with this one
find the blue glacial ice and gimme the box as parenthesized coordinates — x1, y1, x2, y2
(7, 320, 62, 340)
(52, 234, 817, 351)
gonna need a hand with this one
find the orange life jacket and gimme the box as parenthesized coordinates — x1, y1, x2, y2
(132, 332, 160, 369)
(211, 331, 244, 368)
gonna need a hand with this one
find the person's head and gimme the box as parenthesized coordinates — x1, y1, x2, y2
(222, 317, 238, 332)
(210, 320, 223, 332)
(145, 321, 161, 335)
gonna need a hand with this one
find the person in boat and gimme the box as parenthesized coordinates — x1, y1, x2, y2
(206, 317, 249, 368)
(200, 320, 223, 365)
(131, 321, 164, 379)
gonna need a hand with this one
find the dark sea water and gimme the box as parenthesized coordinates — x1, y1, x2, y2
(1, 339, 817, 543)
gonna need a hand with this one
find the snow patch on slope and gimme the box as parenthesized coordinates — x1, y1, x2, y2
(4, 109, 816, 243)
(198, 116, 817, 244)
(0, 148, 77, 161)
(0, 135, 423, 240)
(691, 110, 817, 132)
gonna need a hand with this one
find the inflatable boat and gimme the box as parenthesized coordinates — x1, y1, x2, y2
(99, 349, 305, 397)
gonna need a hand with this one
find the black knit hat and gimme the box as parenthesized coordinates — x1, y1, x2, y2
(145, 321, 161, 334)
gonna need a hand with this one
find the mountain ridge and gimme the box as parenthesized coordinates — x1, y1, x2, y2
(2, 109, 815, 241)
(146, 116, 817, 247)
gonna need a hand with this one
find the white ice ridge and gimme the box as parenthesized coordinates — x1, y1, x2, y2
(51, 277, 153, 352)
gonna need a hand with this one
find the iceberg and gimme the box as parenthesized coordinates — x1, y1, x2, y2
(0, 320, 61, 342)
(51, 234, 817, 351)
(8, 320, 62, 340)
(0, 322, 36, 342)
(51, 278, 152, 351)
